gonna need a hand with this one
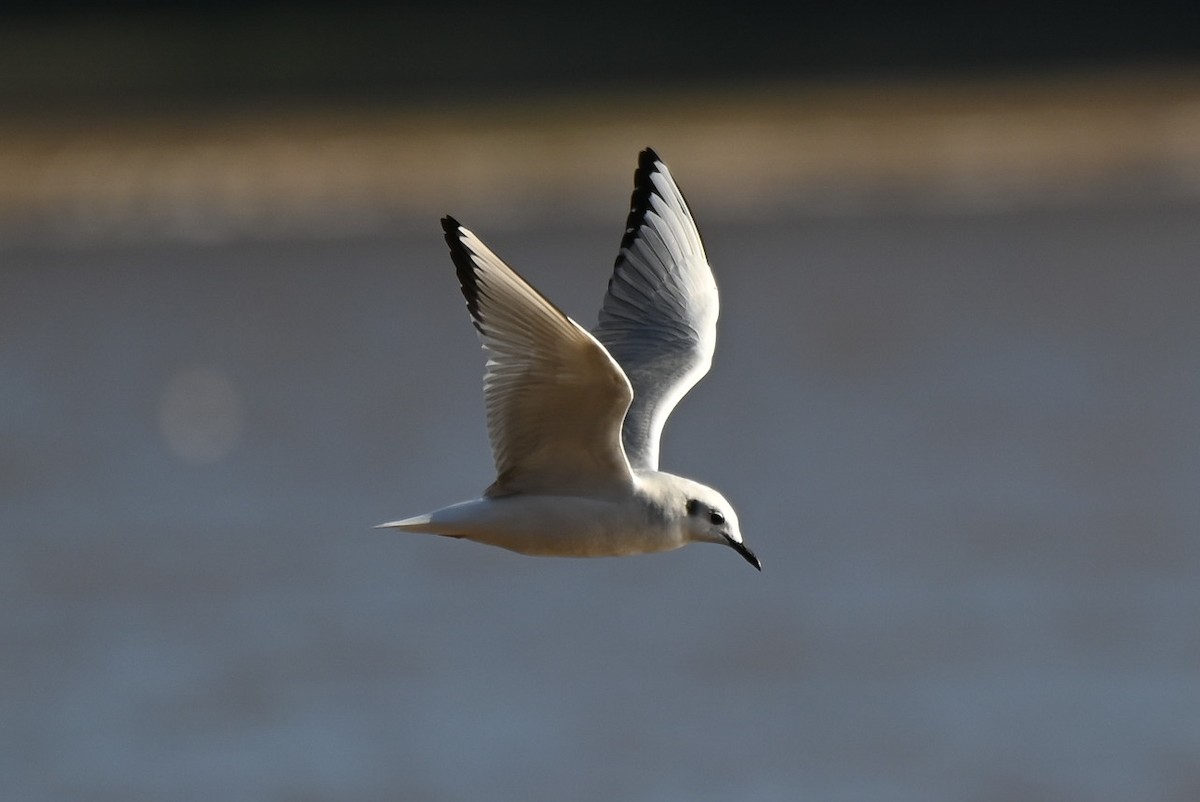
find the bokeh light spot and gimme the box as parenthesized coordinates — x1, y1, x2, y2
(157, 366, 243, 464)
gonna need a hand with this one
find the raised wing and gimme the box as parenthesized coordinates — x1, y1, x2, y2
(594, 148, 719, 471)
(442, 216, 635, 498)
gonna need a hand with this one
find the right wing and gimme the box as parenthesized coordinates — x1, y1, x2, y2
(594, 148, 719, 471)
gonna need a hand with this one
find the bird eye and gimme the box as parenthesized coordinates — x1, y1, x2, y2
(709, 510, 725, 526)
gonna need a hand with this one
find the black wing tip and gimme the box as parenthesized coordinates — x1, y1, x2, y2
(439, 215, 483, 329)
(635, 147, 665, 190)
(618, 146, 705, 266)
(618, 148, 667, 257)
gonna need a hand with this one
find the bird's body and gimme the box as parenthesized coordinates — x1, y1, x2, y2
(380, 148, 760, 570)
(385, 472, 729, 559)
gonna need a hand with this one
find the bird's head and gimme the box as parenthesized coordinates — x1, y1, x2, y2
(672, 479, 760, 571)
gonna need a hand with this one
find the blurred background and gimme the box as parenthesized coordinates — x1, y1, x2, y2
(4, 3, 1200, 800)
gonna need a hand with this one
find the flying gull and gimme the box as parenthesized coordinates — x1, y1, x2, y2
(379, 148, 759, 570)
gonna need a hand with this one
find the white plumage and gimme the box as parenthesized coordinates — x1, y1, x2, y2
(379, 148, 759, 571)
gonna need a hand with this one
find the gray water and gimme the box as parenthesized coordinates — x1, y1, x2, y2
(4, 201, 1199, 801)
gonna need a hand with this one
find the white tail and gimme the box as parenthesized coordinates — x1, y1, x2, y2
(375, 513, 435, 531)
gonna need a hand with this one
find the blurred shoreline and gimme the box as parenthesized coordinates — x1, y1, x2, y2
(3, 68, 1200, 246)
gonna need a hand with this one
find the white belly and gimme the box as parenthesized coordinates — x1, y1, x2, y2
(415, 495, 682, 558)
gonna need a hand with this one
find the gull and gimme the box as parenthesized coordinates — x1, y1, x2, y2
(379, 148, 759, 570)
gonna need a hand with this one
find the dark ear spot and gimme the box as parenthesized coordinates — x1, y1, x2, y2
(686, 499, 700, 516)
